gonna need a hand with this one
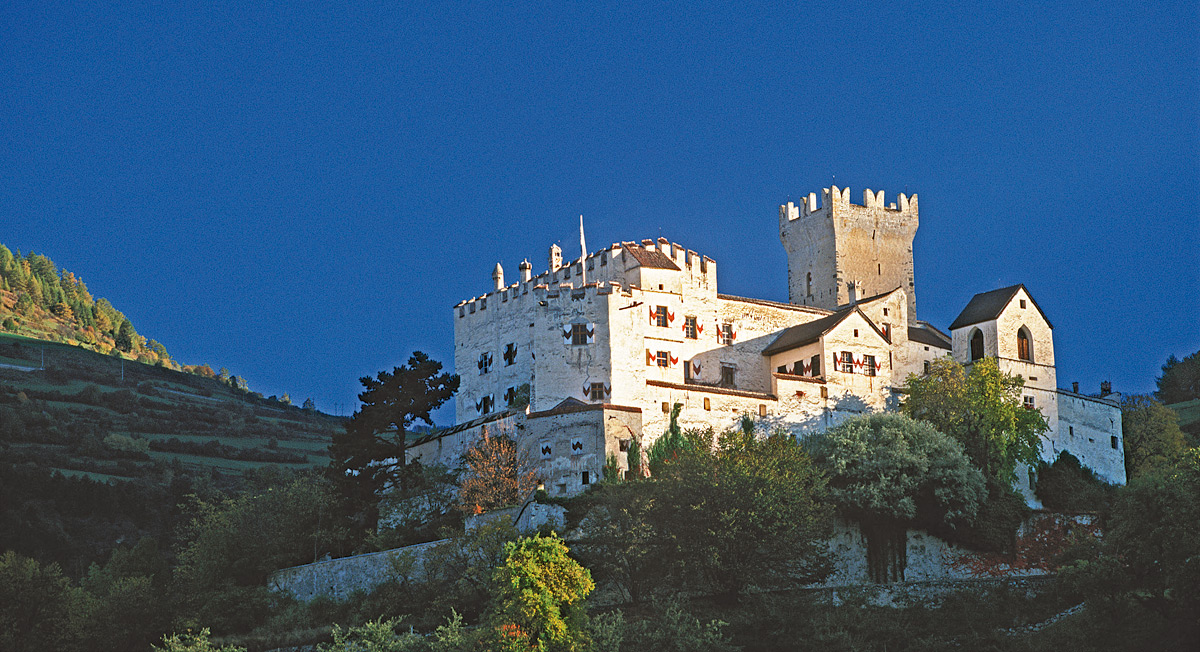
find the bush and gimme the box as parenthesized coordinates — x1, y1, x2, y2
(1035, 451, 1113, 512)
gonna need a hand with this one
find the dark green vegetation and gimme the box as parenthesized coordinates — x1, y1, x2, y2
(3, 348, 1199, 650)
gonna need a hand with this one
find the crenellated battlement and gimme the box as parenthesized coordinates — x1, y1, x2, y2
(780, 186, 918, 224)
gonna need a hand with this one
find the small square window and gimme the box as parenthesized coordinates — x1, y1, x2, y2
(703, 397, 711, 410)
(853, 329, 859, 337)
(777, 365, 787, 374)
(720, 364, 735, 388)
(883, 308, 889, 316)
(1020, 299, 1027, 308)
(589, 383, 606, 401)
(1023, 396, 1035, 409)
(571, 323, 591, 345)
(864, 355, 877, 376)
(619, 439, 630, 452)
(582, 471, 591, 485)
(656, 351, 669, 367)
(662, 402, 670, 413)
(839, 352, 854, 373)
(1111, 436, 1119, 449)
(758, 404, 766, 417)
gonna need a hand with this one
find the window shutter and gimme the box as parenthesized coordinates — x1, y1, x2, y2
(586, 322, 595, 344)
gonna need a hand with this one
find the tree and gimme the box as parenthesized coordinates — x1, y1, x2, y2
(487, 534, 594, 652)
(649, 427, 833, 596)
(1121, 395, 1187, 478)
(115, 319, 136, 353)
(902, 356, 1047, 485)
(330, 352, 459, 526)
(1034, 451, 1113, 512)
(1157, 349, 1200, 405)
(457, 427, 539, 514)
(302, 397, 316, 411)
(0, 551, 91, 652)
(806, 413, 986, 582)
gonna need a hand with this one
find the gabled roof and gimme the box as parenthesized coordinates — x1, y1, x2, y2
(908, 324, 951, 349)
(621, 243, 680, 270)
(762, 306, 888, 356)
(949, 284, 1054, 330)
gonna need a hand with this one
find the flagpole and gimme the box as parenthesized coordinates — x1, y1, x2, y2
(579, 214, 587, 285)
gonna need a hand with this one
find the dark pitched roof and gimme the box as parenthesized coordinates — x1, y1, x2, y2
(908, 325, 951, 349)
(851, 287, 903, 306)
(948, 284, 1053, 330)
(762, 308, 856, 356)
(622, 244, 680, 270)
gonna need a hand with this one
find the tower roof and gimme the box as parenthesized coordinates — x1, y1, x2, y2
(949, 284, 1053, 330)
(621, 243, 680, 270)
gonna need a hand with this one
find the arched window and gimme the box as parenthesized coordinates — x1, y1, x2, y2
(970, 329, 984, 362)
(806, 272, 812, 296)
(1017, 327, 1033, 362)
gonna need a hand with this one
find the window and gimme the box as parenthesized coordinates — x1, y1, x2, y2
(582, 471, 591, 485)
(619, 438, 630, 452)
(1020, 299, 1026, 308)
(777, 365, 787, 373)
(1023, 396, 1035, 409)
(758, 404, 767, 417)
(970, 329, 984, 361)
(1017, 327, 1032, 362)
(839, 352, 854, 373)
(792, 360, 804, 375)
(853, 329, 859, 337)
(478, 394, 494, 414)
(923, 360, 931, 375)
(662, 401, 670, 413)
(589, 383, 606, 401)
(864, 355, 877, 376)
(571, 323, 591, 345)
(656, 351, 669, 368)
(806, 272, 812, 296)
(654, 305, 669, 327)
(478, 352, 493, 374)
(600, 253, 607, 266)
(503, 343, 517, 365)
(883, 308, 889, 316)
(811, 355, 821, 377)
(719, 323, 734, 345)
(684, 315, 698, 339)
(720, 364, 736, 388)
(1028, 469, 1037, 490)
(1111, 436, 1119, 449)
(1069, 426, 1074, 437)
(703, 397, 711, 411)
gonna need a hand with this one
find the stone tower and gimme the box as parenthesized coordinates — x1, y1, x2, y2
(779, 185, 918, 316)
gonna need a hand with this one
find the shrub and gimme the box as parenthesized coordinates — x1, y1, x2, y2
(1035, 451, 1113, 512)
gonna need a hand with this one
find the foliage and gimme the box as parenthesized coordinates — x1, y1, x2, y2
(934, 479, 1030, 554)
(571, 480, 661, 604)
(625, 434, 643, 479)
(806, 413, 986, 582)
(1121, 394, 1187, 477)
(486, 534, 594, 652)
(331, 352, 459, 526)
(81, 537, 173, 650)
(902, 356, 1047, 485)
(1034, 451, 1113, 512)
(588, 600, 737, 652)
(1057, 448, 1200, 643)
(602, 453, 620, 482)
(807, 414, 986, 529)
(456, 427, 539, 514)
(646, 427, 833, 596)
(153, 628, 246, 652)
(646, 403, 690, 474)
(0, 551, 91, 652)
(946, 512, 1102, 578)
(174, 471, 353, 632)
(1156, 349, 1200, 404)
(320, 617, 426, 652)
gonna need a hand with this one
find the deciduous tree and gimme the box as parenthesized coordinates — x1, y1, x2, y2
(457, 426, 538, 514)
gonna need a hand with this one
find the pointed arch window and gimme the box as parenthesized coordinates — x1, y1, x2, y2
(1017, 327, 1033, 362)
(969, 329, 984, 362)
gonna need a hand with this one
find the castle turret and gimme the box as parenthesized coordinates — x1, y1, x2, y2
(492, 262, 504, 291)
(549, 244, 563, 272)
(519, 259, 532, 282)
(780, 185, 918, 316)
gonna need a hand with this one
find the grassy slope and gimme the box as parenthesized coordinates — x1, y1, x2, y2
(0, 332, 343, 481)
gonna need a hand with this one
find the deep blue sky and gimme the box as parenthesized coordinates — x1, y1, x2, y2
(3, 2, 1197, 420)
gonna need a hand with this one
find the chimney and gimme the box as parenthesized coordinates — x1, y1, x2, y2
(549, 244, 563, 272)
(847, 282, 859, 305)
(492, 263, 504, 291)
(1072, 381, 1079, 393)
(1100, 380, 1112, 396)
(519, 259, 532, 282)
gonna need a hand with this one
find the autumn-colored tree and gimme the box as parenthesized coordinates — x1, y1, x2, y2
(487, 534, 594, 652)
(457, 427, 539, 514)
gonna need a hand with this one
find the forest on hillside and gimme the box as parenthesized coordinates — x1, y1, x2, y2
(0, 243, 202, 374)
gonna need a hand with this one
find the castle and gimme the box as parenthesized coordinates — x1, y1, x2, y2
(408, 185, 1126, 504)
